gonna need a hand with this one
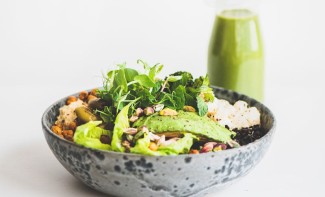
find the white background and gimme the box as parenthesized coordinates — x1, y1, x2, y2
(0, 0, 324, 196)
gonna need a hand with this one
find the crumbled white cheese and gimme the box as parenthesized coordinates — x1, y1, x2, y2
(208, 98, 260, 130)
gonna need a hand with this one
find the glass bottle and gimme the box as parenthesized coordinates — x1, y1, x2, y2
(207, 0, 264, 101)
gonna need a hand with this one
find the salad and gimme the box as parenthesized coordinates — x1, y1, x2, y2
(51, 61, 265, 155)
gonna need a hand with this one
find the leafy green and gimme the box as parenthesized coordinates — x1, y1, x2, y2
(130, 133, 196, 156)
(166, 75, 182, 82)
(115, 69, 128, 92)
(97, 106, 114, 123)
(149, 63, 163, 81)
(169, 71, 193, 88)
(185, 92, 196, 107)
(111, 102, 134, 152)
(137, 60, 163, 81)
(124, 68, 139, 82)
(134, 74, 156, 88)
(106, 70, 116, 91)
(157, 133, 195, 155)
(193, 75, 215, 102)
(73, 121, 111, 150)
(96, 61, 219, 129)
(197, 96, 208, 116)
(130, 133, 166, 156)
(174, 85, 186, 110)
(116, 93, 129, 111)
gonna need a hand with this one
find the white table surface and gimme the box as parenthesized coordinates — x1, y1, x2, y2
(1, 0, 324, 196)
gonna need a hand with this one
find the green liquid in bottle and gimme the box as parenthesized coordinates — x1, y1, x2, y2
(208, 9, 264, 101)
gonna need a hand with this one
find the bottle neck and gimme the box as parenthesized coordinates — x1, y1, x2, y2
(219, 9, 257, 19)
(206, 0, 261, 15)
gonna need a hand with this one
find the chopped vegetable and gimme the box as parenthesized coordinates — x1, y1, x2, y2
(111, 101, 136, 152)
(73, 121, 111, 150)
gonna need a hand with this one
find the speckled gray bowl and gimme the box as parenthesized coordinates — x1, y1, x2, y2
(41, 86, 275, 197)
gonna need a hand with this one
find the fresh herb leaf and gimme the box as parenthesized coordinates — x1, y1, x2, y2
(134, 88, 155, 108)
(149, 63, 163, 81)
(174, 85, 186, 110)
(185, 92, 196, 108)
(137, 59, 150, 71)
(115, 69, 128, 92)
(96, 106, 115, 123)
(197, 95, 208, 116)
(167, 75, 182, 82)
(124, 68, 139, 82)
(116, 92, 130, 112)
(160, 92, 177, 109)
(198, 75, 214, 102)
(169, 71, 194, 90)
(105, 70, 116, 91)
(152, 80, 164, 94)
(134, 74, 156, 88)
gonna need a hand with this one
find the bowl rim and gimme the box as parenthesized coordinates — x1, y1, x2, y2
(41, 86, 276, 158)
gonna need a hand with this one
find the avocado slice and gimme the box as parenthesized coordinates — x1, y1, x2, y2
(133, 111, 235, 143)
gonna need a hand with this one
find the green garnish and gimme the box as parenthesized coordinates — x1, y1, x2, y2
(96, 60, 215, 126)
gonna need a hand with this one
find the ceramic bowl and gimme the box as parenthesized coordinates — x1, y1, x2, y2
(41, 86, 275, 197)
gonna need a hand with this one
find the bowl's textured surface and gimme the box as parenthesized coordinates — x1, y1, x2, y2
(42, 87, 275, 197)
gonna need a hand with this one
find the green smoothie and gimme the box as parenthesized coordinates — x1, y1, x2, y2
(208, 9, 264, 101)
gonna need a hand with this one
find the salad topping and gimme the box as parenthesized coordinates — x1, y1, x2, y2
(51, 61, 264, 155)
